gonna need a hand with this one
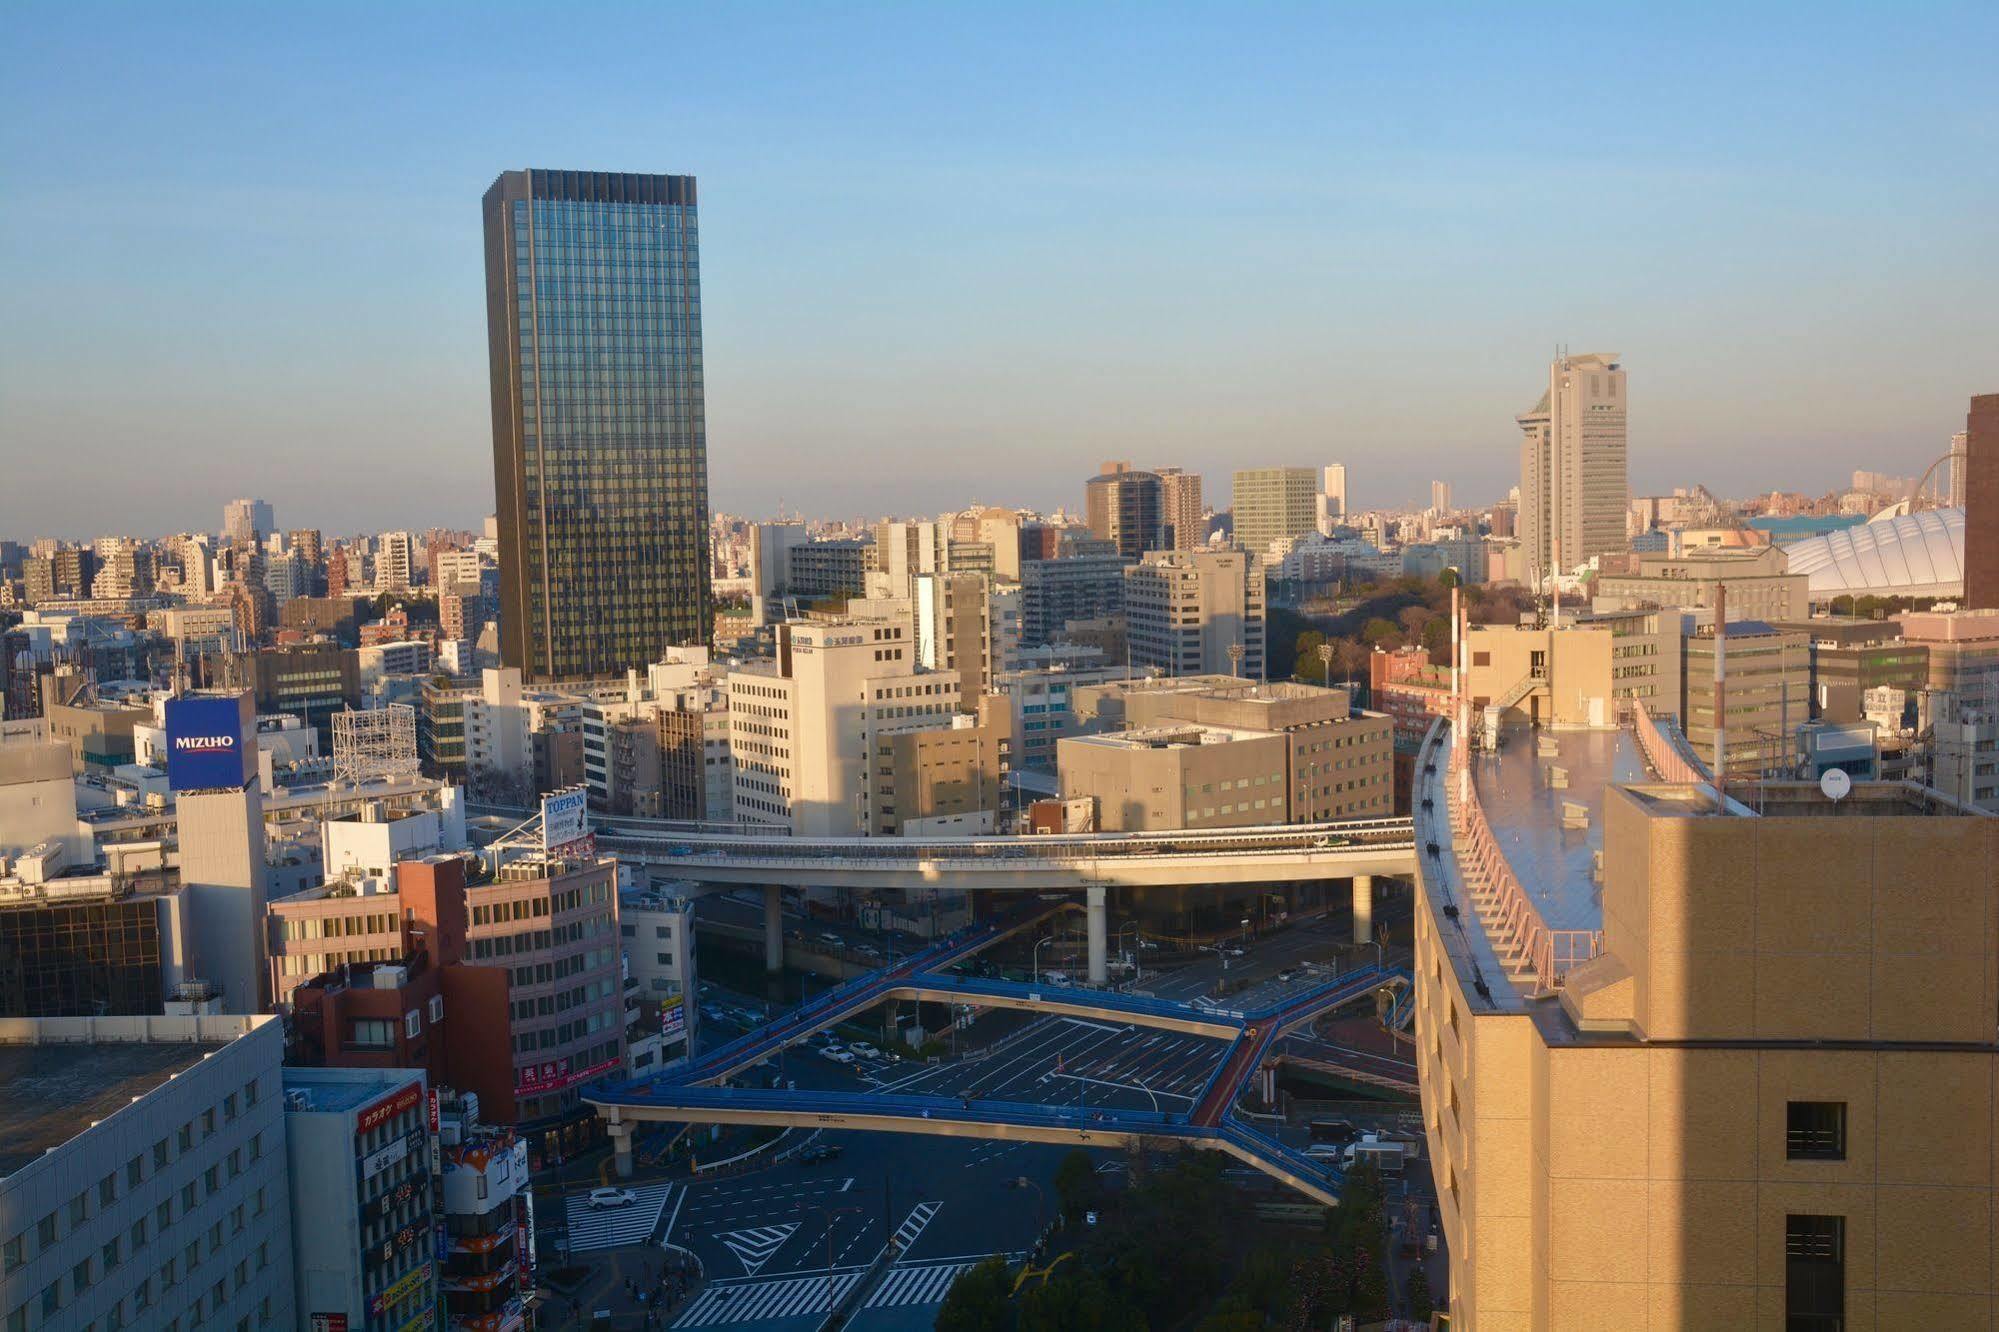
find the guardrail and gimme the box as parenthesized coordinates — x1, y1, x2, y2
(1447, 730, 1602, 992)
(1633, 699, 1708, 784)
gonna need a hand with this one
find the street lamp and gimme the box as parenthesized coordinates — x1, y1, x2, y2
(1317, 641, 1334, 687)
(1006, 1176, 1047, 1234)
(1033, 934, 1058, 985)
(1114, 921, 1142, 980)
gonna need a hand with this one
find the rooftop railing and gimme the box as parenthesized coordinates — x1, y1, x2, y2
(1446, 724, 1602, 993)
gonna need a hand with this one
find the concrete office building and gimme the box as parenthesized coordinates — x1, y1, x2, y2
(618, 887, 698, 1060)
(1517, 351, 1628, 586)
(1231, 467, 1318, 562)
(1155, 467, 1205, 551)
(282, 1067, 437, 1332)
(1596, 546, 1808, 623)
(787, 538, 872, 604)
(1430, 480, 1452, 514)
(728, 618, 964, 836)
(914, 571, 1020, 709)
(0, 1014, 295, 1332)
(1061, 677, 1392, 827)
(1084, 462, 1164, 560)
(1414, 710, 1999, 1327)
(1124, 549, 1266, 681)
(484, 170, 711, 681)
(1682, 620, 1812, 778)
(1769, 618, 1928, 726)
(993, 646, 1130, 774)
(877, 697, 1013, 835)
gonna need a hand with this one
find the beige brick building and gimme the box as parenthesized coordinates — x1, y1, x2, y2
(1413, 714, 1999, 1328)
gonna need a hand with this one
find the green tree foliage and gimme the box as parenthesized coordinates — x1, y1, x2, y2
(935, 1255, 1014, 1332)
(1294, 629, 1328, 682)
(1053, 1148, 1097, 1222)
(1407, 1264, 1436, 1321)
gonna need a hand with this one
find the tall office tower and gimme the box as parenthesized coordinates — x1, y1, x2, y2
(1950, 432, 1969, 507)
(222, 497, 273, 546)
(1430, 479, 1452, 514)
(1321, 463, 1348, 525)
(1232, 466, 1318, 560)
(484, 169, 712, 681)
(1517, 351, 1629, 588)
(1083, 462, 1164, 560)
(1155, 467, 1205, 550)
(1964, 396, 1999, 609)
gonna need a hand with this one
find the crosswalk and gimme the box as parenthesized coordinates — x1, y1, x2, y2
(673, 1271, 865, 1327)
(563, 1182, 675, 1252)
(865, 1261, 982, 1309)
(716, 1223, 798, 1277)
(889, 1201, 940, 1253)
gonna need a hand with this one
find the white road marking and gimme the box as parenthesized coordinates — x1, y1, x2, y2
(716, 1223, 798, 1276)
(563, 1183, 675, 1252)
(672, 1270, 864, 1327)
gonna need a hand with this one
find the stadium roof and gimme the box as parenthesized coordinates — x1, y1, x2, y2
(1782, 507, 1963, 600)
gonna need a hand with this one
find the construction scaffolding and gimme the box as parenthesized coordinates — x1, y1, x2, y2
(330, 704, 419, 784)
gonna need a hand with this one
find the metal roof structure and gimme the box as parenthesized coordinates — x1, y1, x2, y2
(1782, 506, 1964, 599)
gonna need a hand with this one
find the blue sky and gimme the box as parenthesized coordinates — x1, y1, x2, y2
(3, 3, 1995, 537)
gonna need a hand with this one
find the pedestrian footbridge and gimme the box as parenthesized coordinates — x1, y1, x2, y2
(587, 927, 1405, 1205)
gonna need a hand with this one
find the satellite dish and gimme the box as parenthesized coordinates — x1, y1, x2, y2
(1819, 768, 1852, 803)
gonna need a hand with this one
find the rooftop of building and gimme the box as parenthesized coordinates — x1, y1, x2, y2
(1066, 722, 1277, 751)
(1472, 725, 1649, 933)
(0, 1037, 229, 1177)
(281, 1066, 421, 1115)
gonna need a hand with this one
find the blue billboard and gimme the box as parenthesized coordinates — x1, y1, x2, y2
(165, 695, 252, 791)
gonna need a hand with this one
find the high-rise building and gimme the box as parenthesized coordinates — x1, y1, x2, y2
(375, 530, 415, 593)
(1124, 549, 1266, 680)
(1961, 395, 1999, 609)
(223, 498, 274, 547)
(1231, 467, 1318, 561)
(1083, 462, 1164, 560)
(1318, 463, 1347, 533)
(484, 169, 712, 681)
(1518, 351, 1628, 587)
(1155, 467, 1205, 551)
(1430, 479, 1452, 514)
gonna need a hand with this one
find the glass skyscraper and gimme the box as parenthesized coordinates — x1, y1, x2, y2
(483, 169, 712, 681)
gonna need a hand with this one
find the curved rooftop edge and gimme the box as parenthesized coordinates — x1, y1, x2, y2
(1782, 505, 1963, 598)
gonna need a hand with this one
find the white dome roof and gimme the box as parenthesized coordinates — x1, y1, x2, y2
(1782, 507, 1963, 599)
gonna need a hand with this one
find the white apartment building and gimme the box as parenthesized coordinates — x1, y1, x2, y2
(1124, 549, 1266, 680)
(432, 549, 486, 596)
(374, 532, 416, 594)
(1518, 351, 1629, 587)
(728, 618, 961, 835)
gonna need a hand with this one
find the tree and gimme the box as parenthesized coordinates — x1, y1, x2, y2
(936, 1256, 1013, 1332)
(1397, 605, 1433, 638)
(1294, 630, 1327, 683)
(1053, 1148, 1097, 1222)
(1361, 618, 1401, 648)
(1406, 1265, 1436, 1321)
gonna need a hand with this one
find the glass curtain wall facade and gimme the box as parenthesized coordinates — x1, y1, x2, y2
(484, 170, 712, 682)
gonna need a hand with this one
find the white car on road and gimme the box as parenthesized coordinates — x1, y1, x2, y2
(587, 1188, 637, 1210)
(847, 1042, 881, 1059)
(824, 1047, 857, 1064)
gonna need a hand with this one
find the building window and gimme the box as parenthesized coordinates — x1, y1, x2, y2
(1786, 1214, 1843, 1330)
(1786, 1102, 1847, 1161)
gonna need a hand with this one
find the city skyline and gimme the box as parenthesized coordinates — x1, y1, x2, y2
(4, 5, 1997, 535)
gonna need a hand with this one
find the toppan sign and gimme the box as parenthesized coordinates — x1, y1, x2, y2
(164, 695, 253, 791)
(541, 788, 591, 856)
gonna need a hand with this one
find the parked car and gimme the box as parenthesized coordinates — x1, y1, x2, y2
(796, 1143, 844, 1164)
(587, 1188, 637, 1210)
(824, 1047, 857, 1064)
(847, 1042, 881, 1059)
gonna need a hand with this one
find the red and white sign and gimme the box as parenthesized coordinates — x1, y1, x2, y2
(356, 1083, 424, 1135)
(513, 1055, 621, 1095)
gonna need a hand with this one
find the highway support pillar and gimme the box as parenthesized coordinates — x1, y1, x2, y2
(607, 1119, 635, 1179)
(764, 884, 784, 973)
(1352, 875, 1374, 946)
(1087, 885, 1109, 986)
